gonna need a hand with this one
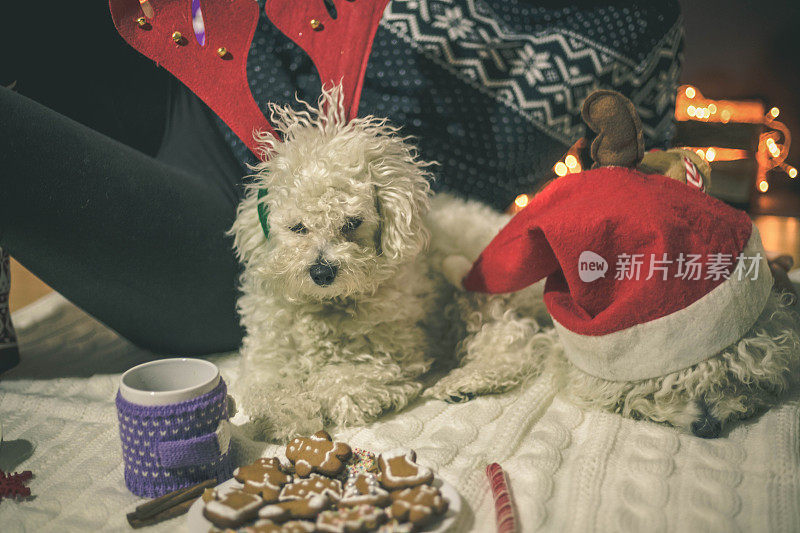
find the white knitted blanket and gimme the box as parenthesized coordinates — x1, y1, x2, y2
(1, 293, 799, 532)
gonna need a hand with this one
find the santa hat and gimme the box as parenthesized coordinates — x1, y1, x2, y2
(463, 167, 773, 381)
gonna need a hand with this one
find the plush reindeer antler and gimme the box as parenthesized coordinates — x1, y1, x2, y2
(581, 90, 645, 168)
(110, 0, 393, 241)
(581, 90, 713, 191)
(265, 0, 390, 121)
(109, 0, 391, 153)
(109, 0, 275, 154)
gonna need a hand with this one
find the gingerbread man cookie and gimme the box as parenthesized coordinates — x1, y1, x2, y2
(258, 493, 333, 522)
(286, 430, 352, 478)
(316, 504, 388, 532)
(203, 488, 265, 529)
(235, 457, 293, 502)
(377, 449, 433, 490)
(340, 473, 390, 508)
(389, 485, 448, 528)
(280, 473, 342, 501)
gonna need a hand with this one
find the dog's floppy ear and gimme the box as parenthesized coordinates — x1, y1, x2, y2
(372, 156, 432, 263)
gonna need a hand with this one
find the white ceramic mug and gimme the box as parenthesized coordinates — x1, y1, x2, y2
(118, 358, 220, 406)
(116, 358, 232, 498)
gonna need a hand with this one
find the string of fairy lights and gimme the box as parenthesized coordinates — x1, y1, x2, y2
(511, 85, 795, 213)
(675, 85, 795, 193)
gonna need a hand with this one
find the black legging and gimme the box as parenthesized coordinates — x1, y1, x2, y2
(0, 85, 244, 355)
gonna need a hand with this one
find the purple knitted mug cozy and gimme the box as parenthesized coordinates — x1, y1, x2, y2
(116, 378, 234, 498)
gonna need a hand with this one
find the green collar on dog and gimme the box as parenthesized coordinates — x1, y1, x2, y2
(257, 188, 270, 239)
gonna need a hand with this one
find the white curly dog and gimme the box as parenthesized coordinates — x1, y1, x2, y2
(230, 88, 555, 441)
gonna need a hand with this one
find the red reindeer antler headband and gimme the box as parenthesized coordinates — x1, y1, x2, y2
(109, 0, 391, 154)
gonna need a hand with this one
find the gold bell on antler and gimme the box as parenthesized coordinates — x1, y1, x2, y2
(172, 31, 184, 44)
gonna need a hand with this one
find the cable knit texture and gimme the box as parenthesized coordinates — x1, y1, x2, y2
(1, 294, 799, 531)
(115, 380, 233, 498)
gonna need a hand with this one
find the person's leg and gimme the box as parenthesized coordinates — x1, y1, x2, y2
(0, 86, 243, 355)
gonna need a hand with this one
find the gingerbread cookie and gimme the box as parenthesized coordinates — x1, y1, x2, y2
(202, 487, 217, 503)
(316, 504, 388, 533)
(286, 430, 352, 478)
(389, 485, 448, 528)
(235, 457, 293, 502)
(340, 473, 390, 508)
(245, 519, 317, 533)
(377, 449, 433, 490)
(203, 488, 265, 528)
(258, 494, 333, 522)
(280, 473, 342, 502)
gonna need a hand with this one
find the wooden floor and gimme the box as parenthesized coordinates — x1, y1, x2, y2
(8, 213, 800, 314)
(9, 258, 53, 313)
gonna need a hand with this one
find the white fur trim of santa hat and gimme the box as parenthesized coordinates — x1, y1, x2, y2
(554, 225, 773, 382)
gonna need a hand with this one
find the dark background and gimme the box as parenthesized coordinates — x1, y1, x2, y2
(680, 0, 800, 214)
(0, 2, 171, 156)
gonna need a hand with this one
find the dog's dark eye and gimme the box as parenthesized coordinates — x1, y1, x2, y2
(342, 217, 363, 233)
(290, 223, 308, 234)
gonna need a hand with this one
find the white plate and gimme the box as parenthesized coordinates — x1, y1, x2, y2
(187, 476, 461, 532)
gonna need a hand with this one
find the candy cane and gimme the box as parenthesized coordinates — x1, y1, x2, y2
(485, 463, 517, 533)
(684, 156, 705, 191)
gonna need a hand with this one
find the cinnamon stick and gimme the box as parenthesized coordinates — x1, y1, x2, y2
(126, 478, 217, 527)
(127, 496, 198, 528)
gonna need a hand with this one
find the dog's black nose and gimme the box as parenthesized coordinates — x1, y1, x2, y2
(691, 415, 721, 439)
(691, 399, 722, 439)
(309, 261, 338, 286)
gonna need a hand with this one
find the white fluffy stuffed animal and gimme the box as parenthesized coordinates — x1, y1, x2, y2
(231, 87, 555, 441)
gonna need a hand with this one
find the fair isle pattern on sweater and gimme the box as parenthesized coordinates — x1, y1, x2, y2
(381, 0, 683, 145)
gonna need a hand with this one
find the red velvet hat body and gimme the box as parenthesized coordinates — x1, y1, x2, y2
(463, 167, 754, 336)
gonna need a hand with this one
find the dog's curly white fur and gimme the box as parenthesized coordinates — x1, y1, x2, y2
(231, 87, 552, 441)
(558, 290, 800, 437)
